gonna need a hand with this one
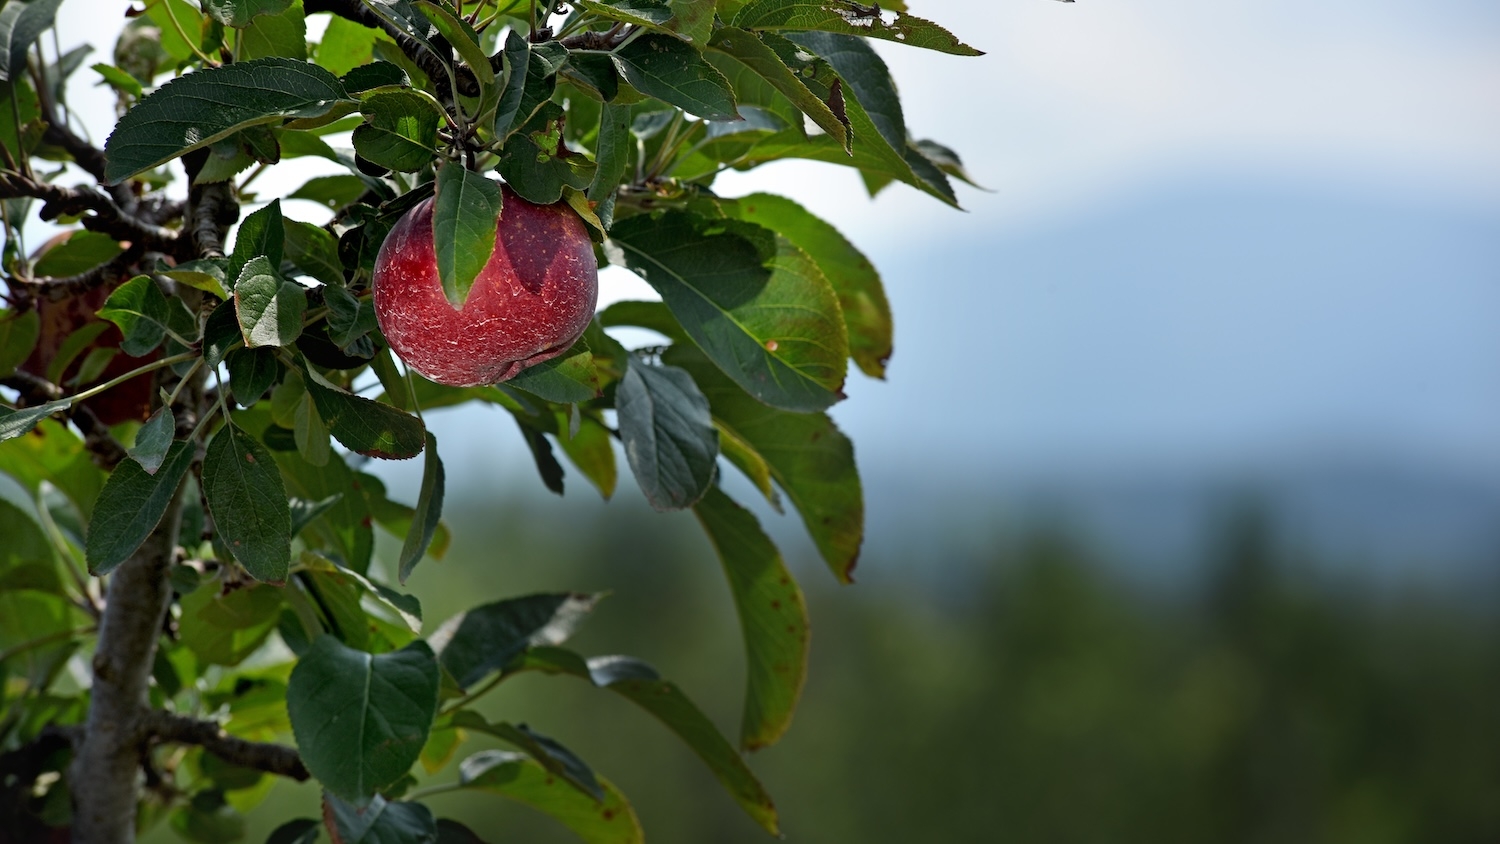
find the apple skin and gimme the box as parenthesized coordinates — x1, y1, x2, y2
(372, 185, 598, 387)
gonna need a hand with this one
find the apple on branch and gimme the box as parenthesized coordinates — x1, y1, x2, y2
(372, 169, 598, 387)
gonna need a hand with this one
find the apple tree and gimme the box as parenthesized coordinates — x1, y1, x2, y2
(0, 1, 980, 841)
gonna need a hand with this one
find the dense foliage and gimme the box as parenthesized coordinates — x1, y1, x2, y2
(0, 0, 979, 841)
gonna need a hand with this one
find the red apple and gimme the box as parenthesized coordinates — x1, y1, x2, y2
(372, 185, 598, 387)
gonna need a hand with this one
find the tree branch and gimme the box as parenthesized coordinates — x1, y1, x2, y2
(142, 711, 310, 782)
(0, 172, 178, 253)
(69, 493, 185, 844)
(304, 0, 480, 98)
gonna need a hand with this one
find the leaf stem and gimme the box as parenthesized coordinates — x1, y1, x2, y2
(403, 781, 465, 802)
(165, 358, 203, 408)
(439, 671, 505, 716)
(0, 625, 96, 665)
(155, 0, 221, 68)
(67, 351, 198, 406)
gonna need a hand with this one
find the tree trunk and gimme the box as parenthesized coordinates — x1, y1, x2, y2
(68, 496, 182, 844)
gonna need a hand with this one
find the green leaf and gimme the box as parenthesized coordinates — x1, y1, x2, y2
(587, 103, 631, 214)
(667, 344, 862, 581)
(413, 1, 496, 103)
(289, 174, 367, 210)
(616, 361, 717, 511)
(0, 0, 63, 82)
(722, 192, 890, 377)
(288, 636, 439, 801)
(294, 390, 331, 466)
(732, 0, 982, 56)
(323, 285, 377, 349)
(556, 411, 617, 500)
(497, 102, 597, 206)
(353, 89, 442, 173)
(514, 420, 565, 495)
(283, 219, 344, 287)
(714, 419, 779, 508)
(84, 441, 193, 575)
(314, 15, 379, 76)
(227, 347, 281, 407)
(506, 336, 600, 403)
(202, 300, 243, 369)
(239, 0, 307, 61)
(178, 578, 284, 666)
(491, 30, 532, 140)
(707, 27, 848, 151)
(693, 486, 809, 749)
(202, 0, 294, 27)
(229, 200, 286, 288)
(33, 231, 123, 277)
(448, 714, 605, 802)
(103, 57, 354, 184)
(0, 309, 38, 377)
(432, 593, 600, 689)
(92, 62, 143, 99)
(457, 750, 643, 844)
(511, 649, 779, 835)
(265, 818, 321, 844)
(129, 407, 176, 475)
(322, 791, 437, 843)
(578, 0, 713, 44)
(397, 432, 444, 584)
(158, 259, 230, 301)
(303, 368, 426, 459)
(608, 211, 848, 412)
(431, 162, 503, 308)
(97, 275, 190, 357)
(235, 257, 307, 349)
(611, 33, 738, 120)
(203, 422, 292, 583)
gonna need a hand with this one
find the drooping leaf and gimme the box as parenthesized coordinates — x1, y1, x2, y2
(611, 33, 738, 120)
(431, 162, 503, 308)
(160, 258, 230, 300)
(202, 422, 292, 583)
(457, 750, 643, 844)
(322, 285, 377, 350)
(0, 0, 64, 82)
(234, 257, 307, 349)
(447, 713, 605, 802)
(693, 486, 809, 749)
(514, 417, 565, 495)
(103, 57, 354, 184)
(322, 791, 437, 844)
(129, 407, 176, 475)
(608, 211, 848, 412)
(555, 411, 617, 500)
(722, 192, 891, 377)
(397, 431, 444, 584)
(511, 649, 779, 835)
(353, 90, 442, 172)
(288, 636, 439, 801)
(431, 593, 601, 689)
(616, 361, 718, 511)
(294, 389, 331, 466)
(84, 441, 193, 575)
(732, 0, 983, 56)
(667, 344, 862, 582)
(229, 200, 286, 288)
(578, 0, 712, 44)
(303, 368, 426, 460)
(226, 347, 281, 408)
(202, 300, 242, 369)
(707, 27, 849, 151)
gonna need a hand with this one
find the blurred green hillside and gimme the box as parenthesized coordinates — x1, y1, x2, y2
(152, 493, 1500, 844)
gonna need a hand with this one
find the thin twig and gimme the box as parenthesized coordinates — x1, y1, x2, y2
(142, 710, 310, 781)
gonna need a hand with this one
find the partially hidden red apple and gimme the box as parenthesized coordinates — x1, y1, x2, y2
(372, 185, 598, 387)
